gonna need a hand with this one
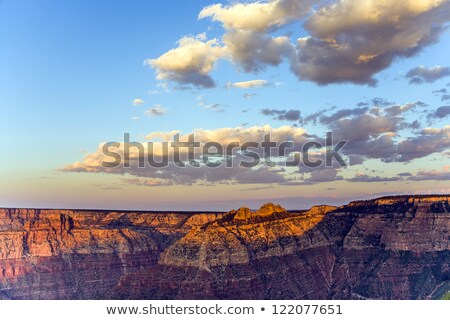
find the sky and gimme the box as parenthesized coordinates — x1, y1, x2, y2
(1, 0, 449, 211)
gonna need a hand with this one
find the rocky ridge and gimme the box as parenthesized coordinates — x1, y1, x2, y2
(0, 195, 449, 299)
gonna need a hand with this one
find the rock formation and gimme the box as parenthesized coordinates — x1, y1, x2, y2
(0, 195, 449, 299)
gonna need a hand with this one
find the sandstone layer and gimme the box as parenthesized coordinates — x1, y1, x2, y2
(0, 195, 449, 299)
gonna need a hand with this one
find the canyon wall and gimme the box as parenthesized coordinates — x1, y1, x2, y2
(0, 195, 449, 299)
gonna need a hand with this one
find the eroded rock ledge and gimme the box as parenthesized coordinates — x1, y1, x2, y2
(0, 195, 449, 300)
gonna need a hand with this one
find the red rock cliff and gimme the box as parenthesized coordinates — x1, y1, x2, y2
(0, 195, 449, 300)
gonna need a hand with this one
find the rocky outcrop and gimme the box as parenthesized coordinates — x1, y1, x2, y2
(232, 203, 288, 221)
(0, 195, 449, 300)
(0, 209, 221, 299)
(108, 196, 450, 300)
(158, 204, 336, 269)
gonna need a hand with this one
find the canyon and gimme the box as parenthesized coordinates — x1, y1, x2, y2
(0, 195, 449, 299)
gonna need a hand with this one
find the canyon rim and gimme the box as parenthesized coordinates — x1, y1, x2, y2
(0, 195, 449, 300)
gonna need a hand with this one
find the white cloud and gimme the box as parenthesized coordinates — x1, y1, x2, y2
(146, 35, 228, 88)
(132, 98, 145, 106)
(145, 107, 167, 117)
(227, 80, 269, 89)
(297, 0, 450, 85)
(62, 125, 312, 186)
(187, 125, 308, 146)
(148, 1, 317, 87)
(147, 0, 450, 86)
(199, 0, 315, 32)
(222, 26, 296, 73)
(62, 117, 450, 186)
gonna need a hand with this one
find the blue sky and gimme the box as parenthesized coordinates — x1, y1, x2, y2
(1, 0, 449, 210)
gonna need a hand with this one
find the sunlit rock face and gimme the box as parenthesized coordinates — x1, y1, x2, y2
(158, 203, 335, 269)
(0, 209, 222, 299)
(0, 195, 449, 300)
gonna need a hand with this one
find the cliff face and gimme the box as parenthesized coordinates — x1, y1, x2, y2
(0, 209, 221, 299)
(0, 195, 449, 299)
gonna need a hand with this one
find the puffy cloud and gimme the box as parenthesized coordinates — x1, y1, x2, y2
(148, 1, 307, 87)
(304, 106, 407, 161)
(147, 0, 450, 87)
(330, 113, 401, 142)
(326, 110, 450, 162)
(406, 66, 450, 84)
(199, 1, 307, 74)
(227, 80, 269, 89)
(146, 35, 227, 88)
(132, 98, 145, 106)
(297, 0, 450, 85)
(341, 133, 398, 161)
(145, 107, 167, 117)
(222, 30, 295, 73)
(188, 125, 309, 147)
(256, 104, 396, 163)
(305, 1, 448, 38)
(198, 0, 316, 32)
(258, 101, 447, 163)
(397, 126, 450, 162)
(62, 116, 450, 186)
(62, 125, 313, 186)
